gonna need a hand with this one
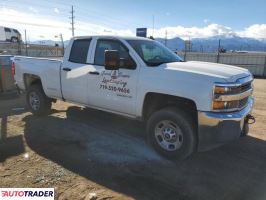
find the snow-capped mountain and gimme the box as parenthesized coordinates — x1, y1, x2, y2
(30, 36, 266, 53)
(156, 35, 266, 52)
(156, 37, 184, 51)
(191, 36, 266, 52)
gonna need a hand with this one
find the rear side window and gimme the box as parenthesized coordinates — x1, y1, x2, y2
(4, 28, 11, 32)
(69, 39, 91, 64)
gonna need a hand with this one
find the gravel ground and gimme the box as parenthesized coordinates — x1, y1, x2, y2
(0, 79, 266, 200)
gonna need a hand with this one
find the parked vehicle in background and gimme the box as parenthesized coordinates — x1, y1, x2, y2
(13, 36, 255, 160)
(0, 26, 22, 43)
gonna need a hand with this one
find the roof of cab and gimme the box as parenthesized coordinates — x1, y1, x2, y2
(72, 35, 152, 41)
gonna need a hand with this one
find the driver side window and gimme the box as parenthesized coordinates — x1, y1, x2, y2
(94, 39, 136, 69)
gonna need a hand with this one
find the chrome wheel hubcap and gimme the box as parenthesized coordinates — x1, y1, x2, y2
(155, 120, 183, 151)
(29, 92, 40, 111)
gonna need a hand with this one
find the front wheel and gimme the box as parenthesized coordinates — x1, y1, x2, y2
(26, 84, 52, 116)
(147, 107, 197, 160)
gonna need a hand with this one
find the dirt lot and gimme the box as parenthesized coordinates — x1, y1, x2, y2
(0, 79, 266, 200)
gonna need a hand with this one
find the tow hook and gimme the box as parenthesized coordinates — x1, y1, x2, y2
(246, 114, 256, 124)
(242, 114, 255, 136)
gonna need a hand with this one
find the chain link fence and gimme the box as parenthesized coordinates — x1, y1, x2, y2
(177, 52, 266, 77)
(0, 42, 63, 57)
(0, 43, 63, 94)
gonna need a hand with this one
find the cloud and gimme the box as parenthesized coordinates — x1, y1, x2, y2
(54, 8, 59, 14)
(0, 8, 265, 41)
(148, 24, 236, 39)
(237, 24, 266, 39)
(148, 24, 266, 39)
(29, 6, 38, 14)
(203, 19, 210, 24)
(0, 8, 134, 40)
(0, 8, 71, 40)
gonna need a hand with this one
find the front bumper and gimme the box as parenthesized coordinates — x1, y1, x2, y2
(197, 97, 254, 151)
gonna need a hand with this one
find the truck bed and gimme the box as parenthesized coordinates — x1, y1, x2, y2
(14, 56, 63, 99)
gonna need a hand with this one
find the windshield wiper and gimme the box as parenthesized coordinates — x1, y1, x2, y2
(146, 62, 166, 66)
(146, 60, 183, 66)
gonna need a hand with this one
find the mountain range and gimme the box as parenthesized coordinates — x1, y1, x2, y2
(31, 36, 266, 53)
(156, 36, 266, 52)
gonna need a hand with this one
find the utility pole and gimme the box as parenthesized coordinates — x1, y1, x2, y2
(24, 29, 28, 56)
(152, 15, 154, 37)
(70, 5, 75, 37)
(217, 39, 221, 63)
(60, 34, 64, 55)
(165, 30, 168, 47)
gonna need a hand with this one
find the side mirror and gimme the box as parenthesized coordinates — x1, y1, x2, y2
(105, 50, 120, 70)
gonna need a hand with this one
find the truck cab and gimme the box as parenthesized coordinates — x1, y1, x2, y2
(14, 36, 254, 159)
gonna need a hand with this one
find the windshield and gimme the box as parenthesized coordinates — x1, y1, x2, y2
(127, 39, 183, 66)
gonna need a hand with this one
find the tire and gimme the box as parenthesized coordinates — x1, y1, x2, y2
(11, 37, 18, 43)
(26, 84, 52, 116)
(147, 107, 197, 160)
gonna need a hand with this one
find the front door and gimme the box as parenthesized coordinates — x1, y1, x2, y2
(87, 39, 139, 116)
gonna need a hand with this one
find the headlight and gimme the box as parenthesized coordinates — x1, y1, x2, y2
(212, 101, 228, 110)
(214, 86, 229, 94)
(212, 100, 239, 110)
(213, 85, 231, 110)
(212, 84, 252, 111)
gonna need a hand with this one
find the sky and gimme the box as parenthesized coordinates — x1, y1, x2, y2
(0, 0, 266, 41)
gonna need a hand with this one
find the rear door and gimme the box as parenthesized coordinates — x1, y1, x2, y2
(87, 38, 139, 116)
(61, 38, 94, 104)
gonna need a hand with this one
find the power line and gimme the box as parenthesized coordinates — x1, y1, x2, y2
(70, 5, 75, 37)
(2, 3, 142, 30)
(2, 2, 148, 37)
(75, 8, 141, 29)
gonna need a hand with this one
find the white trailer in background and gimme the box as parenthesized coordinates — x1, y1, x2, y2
(0, 26, 22, 43)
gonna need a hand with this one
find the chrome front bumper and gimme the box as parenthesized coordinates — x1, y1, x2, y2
(197, 97, 254, 151)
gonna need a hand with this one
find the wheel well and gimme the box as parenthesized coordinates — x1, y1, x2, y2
(23, 74, 56, 102)
(142, 93, 197, 123)
(23, 74, 42, 89)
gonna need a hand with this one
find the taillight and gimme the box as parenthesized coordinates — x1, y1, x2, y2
(11, 62, 15, 75)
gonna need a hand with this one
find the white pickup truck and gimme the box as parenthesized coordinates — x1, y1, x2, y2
(13, 36, 254, 159)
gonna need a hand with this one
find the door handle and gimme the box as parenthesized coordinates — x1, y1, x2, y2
(89, 71, 100, 75)
(62, 67, 72, 71)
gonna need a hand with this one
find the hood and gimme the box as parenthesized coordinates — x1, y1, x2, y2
(165, 61, 251, 82)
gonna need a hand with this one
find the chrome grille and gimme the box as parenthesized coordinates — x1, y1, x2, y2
(227, 81, 252, 94)
(239, 97, 249, 109)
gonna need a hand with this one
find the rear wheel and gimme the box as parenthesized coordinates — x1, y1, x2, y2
(147, 107, 197, 160)
(26, 84, 52, 116)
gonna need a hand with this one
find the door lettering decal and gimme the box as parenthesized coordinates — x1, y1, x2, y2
(99, 70, 132, 98)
